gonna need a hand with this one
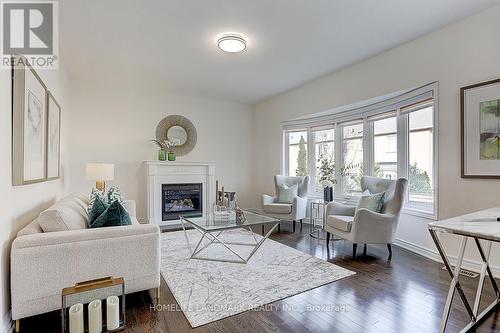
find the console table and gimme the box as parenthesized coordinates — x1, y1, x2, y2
(428, 207, 500, 333)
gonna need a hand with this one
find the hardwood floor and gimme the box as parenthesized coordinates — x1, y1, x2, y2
(20, 224, 500, 332)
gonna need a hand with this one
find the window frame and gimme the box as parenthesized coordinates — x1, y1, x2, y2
(281, 82, 439, 220)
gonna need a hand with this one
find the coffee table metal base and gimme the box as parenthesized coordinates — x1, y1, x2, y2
(180, 217, 280, 264)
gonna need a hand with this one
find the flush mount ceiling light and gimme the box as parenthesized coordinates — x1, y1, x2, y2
(217, 34, 247, 53)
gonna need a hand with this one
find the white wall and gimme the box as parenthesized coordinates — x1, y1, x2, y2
(0, 62, 70, 330)
(253, 5, 500, 271)
(67, 81, 254, 220)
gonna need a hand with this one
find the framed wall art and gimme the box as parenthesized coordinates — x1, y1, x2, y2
(47, 91, 61, 180)
(461, 78, 500, 178)
(12, 56, 48, 185)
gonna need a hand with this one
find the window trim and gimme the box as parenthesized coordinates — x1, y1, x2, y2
(281, 82, 439, 220)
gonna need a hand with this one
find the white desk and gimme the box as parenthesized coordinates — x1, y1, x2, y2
(428, 207, 500, 333)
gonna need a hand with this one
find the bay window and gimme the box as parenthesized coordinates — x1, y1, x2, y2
(282, 82, 438, 219)
(314, 128, 335, 193)
(286, 131, 308, 177)
(341, 123, 364, 194)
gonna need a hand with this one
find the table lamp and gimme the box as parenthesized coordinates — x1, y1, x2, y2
(86, 163, 114, 192)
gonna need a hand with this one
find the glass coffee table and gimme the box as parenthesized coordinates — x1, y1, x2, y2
(180, 211, 280, 264)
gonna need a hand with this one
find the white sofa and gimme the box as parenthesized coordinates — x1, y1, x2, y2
(10, 194, 161, 327)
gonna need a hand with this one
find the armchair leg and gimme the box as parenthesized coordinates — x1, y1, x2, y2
(278, 223, 281, 233)
(387, 244, 393, 257)
(300, 219, 303, 226)
(363, 244, 367, 256)
(261, 225, 265, 236)
(15, 320, 20, 333)
(326, 232, 330, 249)
(353, 244, 357, 259)
(293, 220, 296, 233)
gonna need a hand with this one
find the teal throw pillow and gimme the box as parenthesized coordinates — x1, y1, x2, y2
(89, 200, 132, 228)
(88, 196, 109, 225)
(277, 184, 298, 204)
(356, 190, 385, 213)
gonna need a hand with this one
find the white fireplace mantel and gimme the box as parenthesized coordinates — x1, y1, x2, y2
(144, 161, 215, 225)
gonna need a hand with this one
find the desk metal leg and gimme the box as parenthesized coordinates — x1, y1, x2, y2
(429, 229, 475, 333)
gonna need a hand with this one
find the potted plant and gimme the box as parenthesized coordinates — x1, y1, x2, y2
(151, 139, 176, 161)
(317, 154, 336, 202)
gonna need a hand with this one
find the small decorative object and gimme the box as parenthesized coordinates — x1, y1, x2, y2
(167, 151, 176, 161)
(88, 300, 102, 333)
(85, 163, 114, 192)
(155, 115, 197, 157)
(106, 296, 120, 330)
(158, 149, 166, 161)
(461, 78, 500, 178)
(12, 55, 48, 185)
(69, 303, 83, 333)
(151, 139, 177, 161)
(235, 206, 246, 225)
(62, 277, 125, 333)
(46, 91, 61, 180)
(321, 180, 334, 202)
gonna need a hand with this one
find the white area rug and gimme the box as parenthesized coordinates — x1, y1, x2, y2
(160, 229, 355, 327)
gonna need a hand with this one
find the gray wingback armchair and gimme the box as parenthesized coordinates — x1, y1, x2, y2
(262, 175, 309, 233)
(325, 176, 408, 258)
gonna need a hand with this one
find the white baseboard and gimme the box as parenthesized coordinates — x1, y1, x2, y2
(394, 238, 500, 278)
(1, 311, 13, 333)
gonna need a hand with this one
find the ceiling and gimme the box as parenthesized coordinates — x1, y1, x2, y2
(60, 0, 499, 104)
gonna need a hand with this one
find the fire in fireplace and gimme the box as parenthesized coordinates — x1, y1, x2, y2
(162, 183, 202, 221)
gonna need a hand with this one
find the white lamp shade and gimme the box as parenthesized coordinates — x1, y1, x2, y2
(86, 163, 114, 181)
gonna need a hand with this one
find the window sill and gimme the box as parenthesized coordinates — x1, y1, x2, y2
(402, 206, 437, 220)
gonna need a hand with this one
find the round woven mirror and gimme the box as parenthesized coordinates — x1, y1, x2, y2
(155, 115, 197, 156)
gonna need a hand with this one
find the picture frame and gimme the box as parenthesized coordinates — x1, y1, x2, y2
(461, 78, 500, 178)
(46, 91, 61, 180)
(12, 55, 49, 185)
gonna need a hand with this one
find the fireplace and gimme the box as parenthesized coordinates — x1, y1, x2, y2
(162, 183, 203, 221)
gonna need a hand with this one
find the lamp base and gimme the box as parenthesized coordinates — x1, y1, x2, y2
(95, 180, 106, 192)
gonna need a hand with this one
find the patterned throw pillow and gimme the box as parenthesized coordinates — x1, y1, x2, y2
(107, 186, 123, 204)
(89, 200, 132, 228)
(88, 188, 106, 214)
(277, 184, 298, 204)
(356, 190, 385, 213)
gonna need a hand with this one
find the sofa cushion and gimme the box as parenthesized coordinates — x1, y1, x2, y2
(89, 200, 132, 228)
(263, 203, 292, 214)
(38, 197, 89, 232)
(327, 215, 354, 232)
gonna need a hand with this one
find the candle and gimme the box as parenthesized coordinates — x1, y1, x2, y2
(88, 299, 102, 333)
(69, 303, 83, 333)
(215, 180, 219, 206)
(106, 296, 120, 330)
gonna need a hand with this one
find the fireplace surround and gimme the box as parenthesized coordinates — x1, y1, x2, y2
(144, 161, 215, 225)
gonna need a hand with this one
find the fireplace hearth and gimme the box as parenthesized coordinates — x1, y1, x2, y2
(162, 183, 203, 221)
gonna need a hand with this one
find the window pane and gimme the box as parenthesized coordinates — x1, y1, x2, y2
(288, 131, 308, 177)
(315, 129, 335, 192)
(409, 106, 434, 209)
(342, 124, 363, 193)
(374, 117, 397, 179)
